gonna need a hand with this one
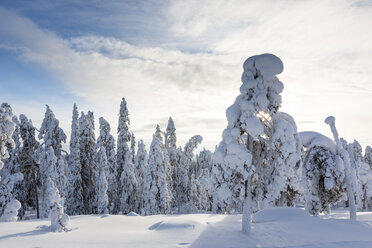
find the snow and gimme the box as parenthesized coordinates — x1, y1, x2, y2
(300, 131, 337, 153)
(2, 209, 372, 247)
(243, 53, 284, 78)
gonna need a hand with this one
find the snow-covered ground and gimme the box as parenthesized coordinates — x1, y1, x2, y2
(1, 208, 372, 248)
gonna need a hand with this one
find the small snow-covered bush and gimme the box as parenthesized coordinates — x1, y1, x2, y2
(0, 199, 21, 222)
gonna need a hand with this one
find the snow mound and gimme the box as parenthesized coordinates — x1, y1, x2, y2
(126, 211, 139, 216)
(252, 207, 310, 223)
(300, 131, 336, 153)
(148, 220, 196, 231)
(243, 53, 283, 77)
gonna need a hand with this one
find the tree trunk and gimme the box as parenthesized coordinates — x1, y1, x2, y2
(242, 178, 252, 234)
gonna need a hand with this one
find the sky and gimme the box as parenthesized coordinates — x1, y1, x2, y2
(0, 0, 372, 151)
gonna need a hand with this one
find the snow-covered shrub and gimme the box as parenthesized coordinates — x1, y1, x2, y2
(303, 144, 346, 215)
(49, 186, 70, 232)
(0, 172, 23, 221)
(0, 199, 21, 222)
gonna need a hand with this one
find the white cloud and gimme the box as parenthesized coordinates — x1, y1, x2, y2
(1, 1, 372, 149)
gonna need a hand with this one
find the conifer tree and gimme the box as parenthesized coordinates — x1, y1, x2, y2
(96, 147, 109, 214)
(0, 103, 16, 170)
(176, 135, 202, 213)
(38, 105, 67, 218)
(116, 98, 136, 213)
(165, 117, 179, 200)
(18, 114, 40, 218)
(135, 140, 148, 215)
(79, 111, 96, 213)
(95, 117, 117, 213)
(66, 104, 83, 215)
(144, 132, 172, 215)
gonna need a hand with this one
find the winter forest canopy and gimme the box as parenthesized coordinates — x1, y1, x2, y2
(1, 54, 372, 233)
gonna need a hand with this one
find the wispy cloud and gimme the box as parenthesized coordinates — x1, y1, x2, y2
(1, 0, 372, 149)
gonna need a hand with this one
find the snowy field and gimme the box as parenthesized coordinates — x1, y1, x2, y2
(1, 208, 372, 248)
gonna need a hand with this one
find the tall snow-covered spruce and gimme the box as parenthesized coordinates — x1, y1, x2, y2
(214, 54, 298, 234)
(38, 106, 67, 218)
(66, 104, 83, 215)
(95, 117, 117, 213)
(135, 140, 148, 215)
(144, 127, 172, 215)
(117, 98, 137, 214)
(79, 111, 96, 213)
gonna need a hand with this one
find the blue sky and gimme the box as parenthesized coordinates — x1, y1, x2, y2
(1, 0, 372, 150)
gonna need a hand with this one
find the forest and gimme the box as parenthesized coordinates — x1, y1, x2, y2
(1, 54, 372, 233)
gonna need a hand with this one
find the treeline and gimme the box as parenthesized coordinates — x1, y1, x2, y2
(1, 54, 372, 229)
(0, 99, 211, 221)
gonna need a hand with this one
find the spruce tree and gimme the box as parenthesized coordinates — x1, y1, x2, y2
(0, 103, 16, 170)
(66, 104, 83, 215)
(95, 117, 117, 213)
(144, 131, 172, 215)
(116, 98, 137, 213)
(38, 105, 67, 218)
(96, 147, 109, 214)
(176, 135, 202, 213)
(79, 111, 96, 213)
(135, 140, 148, 215)
(18, 114, 40, 218)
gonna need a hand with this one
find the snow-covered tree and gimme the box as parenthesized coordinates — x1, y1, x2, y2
(365, 146, 372, 169)
(79, 111, 96, 213)
(264, 113, 302, 207)
(175, 135, 202, 213)
(214, 54, 285, 234)
(0, 172, 23, 221)
(0, 103, 16, 170)
(39, 146, 59, 218)
(196, 149, 214, 211)
(359, 161, 372, 211)
(300, 131, 346, 215)
(38, 105, 66, 159)
(38, 105, 68, 218)
(95, 147, 109, 214)
(66, 104, 83, 215)
(18, 114, 40, 218)
(135, 140, 148, 215)
(144, 133, 172, 215)
(56, 155, 68, 200)
(165, 117, 177, 151)
(131, 132, 136, 164)
(0, 199, 21, 222)
(342, 139, 363, 209)
(165, 117, 179, 204)
(119, 149, 138, 214)
(116, 98, 137, 214)
(38, 105, 67, 210)
(325, 116, 357, 220)
(1, 115, 23, 219)
(95, 117, 117, 213)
